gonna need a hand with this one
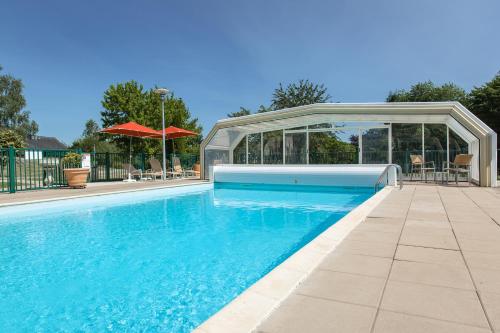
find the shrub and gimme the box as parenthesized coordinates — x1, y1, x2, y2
(62, 152, 82, 168)
(0, 129, 26, 148)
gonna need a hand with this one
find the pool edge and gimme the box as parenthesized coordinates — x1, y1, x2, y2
(0, 181, 209, 208)
(193, 186, 394, 333)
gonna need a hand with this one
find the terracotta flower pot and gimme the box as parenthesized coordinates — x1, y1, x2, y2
(64, 168, 90, 188)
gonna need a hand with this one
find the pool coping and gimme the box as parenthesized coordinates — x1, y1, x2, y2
(0, 181, 209, 208)
(193, 186, 393, 333)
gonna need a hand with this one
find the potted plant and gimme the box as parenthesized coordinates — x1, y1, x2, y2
(62, 152, 90, 188)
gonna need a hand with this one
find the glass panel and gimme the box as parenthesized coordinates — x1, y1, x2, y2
(263, 130, 283, 164)
(392, 124, 423, 174)
(449, 129, 468, 164)
(204, 149, 229, 178)
(424, 124, 447, 171)
(285, 132, 307, 164)
(233, 137, 246, 164)
(309, 130, 358, 164)
(362, 128, 388, 163)
(247, 133, 261, 164)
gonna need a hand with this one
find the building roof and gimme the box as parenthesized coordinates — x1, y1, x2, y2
(202, 102, 496, 150)
(26, 135, 67, 150)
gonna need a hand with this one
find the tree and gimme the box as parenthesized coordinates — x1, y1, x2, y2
(466, 72, 500, 145)
(240, 79, 331, 114)
(0, 65, 38, 137)
(82, 119, 100, 138)
(227, 107, 251, 118)
(70, 119, 119, 153)
(0, 128, 26, 148)
(269, 79, 331, 111)
(386, 81, 467, 103)
(100, 81, 202, 155)
(257, 104, 272, 113)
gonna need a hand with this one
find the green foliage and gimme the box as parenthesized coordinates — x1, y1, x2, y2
(62, 152, 82, 168)
(100, 81, 202, 155)
(270, 79, 331, 110)
(240, 79, 331, 114)
(82, 119, 100, 138)
(466, 72, 500, 142)
(227, 107, 251, 118)
(386, 81, 467, 103)
(309, 131, 357, 164)
(71, 119, 119, 153)
(386, 75, 500, 147)
(0, 65, 38, 137)
(0, 128, 26, 148)
(257, 105, 272, 113)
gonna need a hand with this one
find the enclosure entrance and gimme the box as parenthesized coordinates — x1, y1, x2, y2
(222, 122, 468, 181)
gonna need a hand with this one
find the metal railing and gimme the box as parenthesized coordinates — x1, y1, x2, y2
(375, 164, 403, 192)
(89, 152, 199, 182)
(0, 147, 70, 193)
(1, 147, 200, 193)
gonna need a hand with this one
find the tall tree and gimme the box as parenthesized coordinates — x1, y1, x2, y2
(70, 119, 119, 153)
(82, 119, 100, 138)
(466, 72, 500, 145)
(269, 79, 331, 111)
(386, 81, 467, 103)
(240, 79, 331, 114)
(0, 65, 38, 136)
(227, 107, 251, 118)
(100, 81, 202, 155)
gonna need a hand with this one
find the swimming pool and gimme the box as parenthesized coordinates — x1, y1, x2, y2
(0, 183, 373, 332)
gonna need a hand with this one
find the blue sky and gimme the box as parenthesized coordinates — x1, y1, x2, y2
(1, 0, 499, 144)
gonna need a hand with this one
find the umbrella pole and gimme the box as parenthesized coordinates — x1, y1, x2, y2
(124, 136, 136, 182)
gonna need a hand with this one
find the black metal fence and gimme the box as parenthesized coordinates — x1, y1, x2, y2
(89, 152, 199, 182)
(0, 147, 69, 193)
(0, 147, 200, 193)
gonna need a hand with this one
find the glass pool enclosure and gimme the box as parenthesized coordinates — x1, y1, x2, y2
(201, 102, 497, 186)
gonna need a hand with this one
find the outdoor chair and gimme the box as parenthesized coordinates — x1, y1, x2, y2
(122, 163, 143, 180)
(184, 162, 201, 178)
(145, 158, 164, 180)
(444, 154, 473, 185)
(166, 157, 183, 179)
(409, 154, 435, 182)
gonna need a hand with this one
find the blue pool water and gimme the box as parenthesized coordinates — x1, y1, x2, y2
(0, 183, 372, 332)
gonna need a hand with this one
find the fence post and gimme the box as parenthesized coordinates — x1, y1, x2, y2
(405, 150, 409, 174)
(105, 152, 110, 181)
(8, 146, 16, 193)
(140, 152, 145, 171)
(91, 151, 96, 182)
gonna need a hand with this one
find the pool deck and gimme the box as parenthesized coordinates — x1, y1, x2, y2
(0, 178, 206, 206)
(3, 180, 500, 332)
(256, 184, 500, 333)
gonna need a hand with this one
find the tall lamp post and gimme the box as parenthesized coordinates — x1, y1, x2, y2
(154, 88, 169, 180)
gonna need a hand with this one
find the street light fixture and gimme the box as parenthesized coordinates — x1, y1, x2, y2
(154, 88, 170, 180)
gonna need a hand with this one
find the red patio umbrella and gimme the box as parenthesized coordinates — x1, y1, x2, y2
(153, 126, 198, 171)
(154, 126, 198, 154)
(100, 121, 159, 138)
(100, 121, 159, 182)
(154, 126, 198, 140)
